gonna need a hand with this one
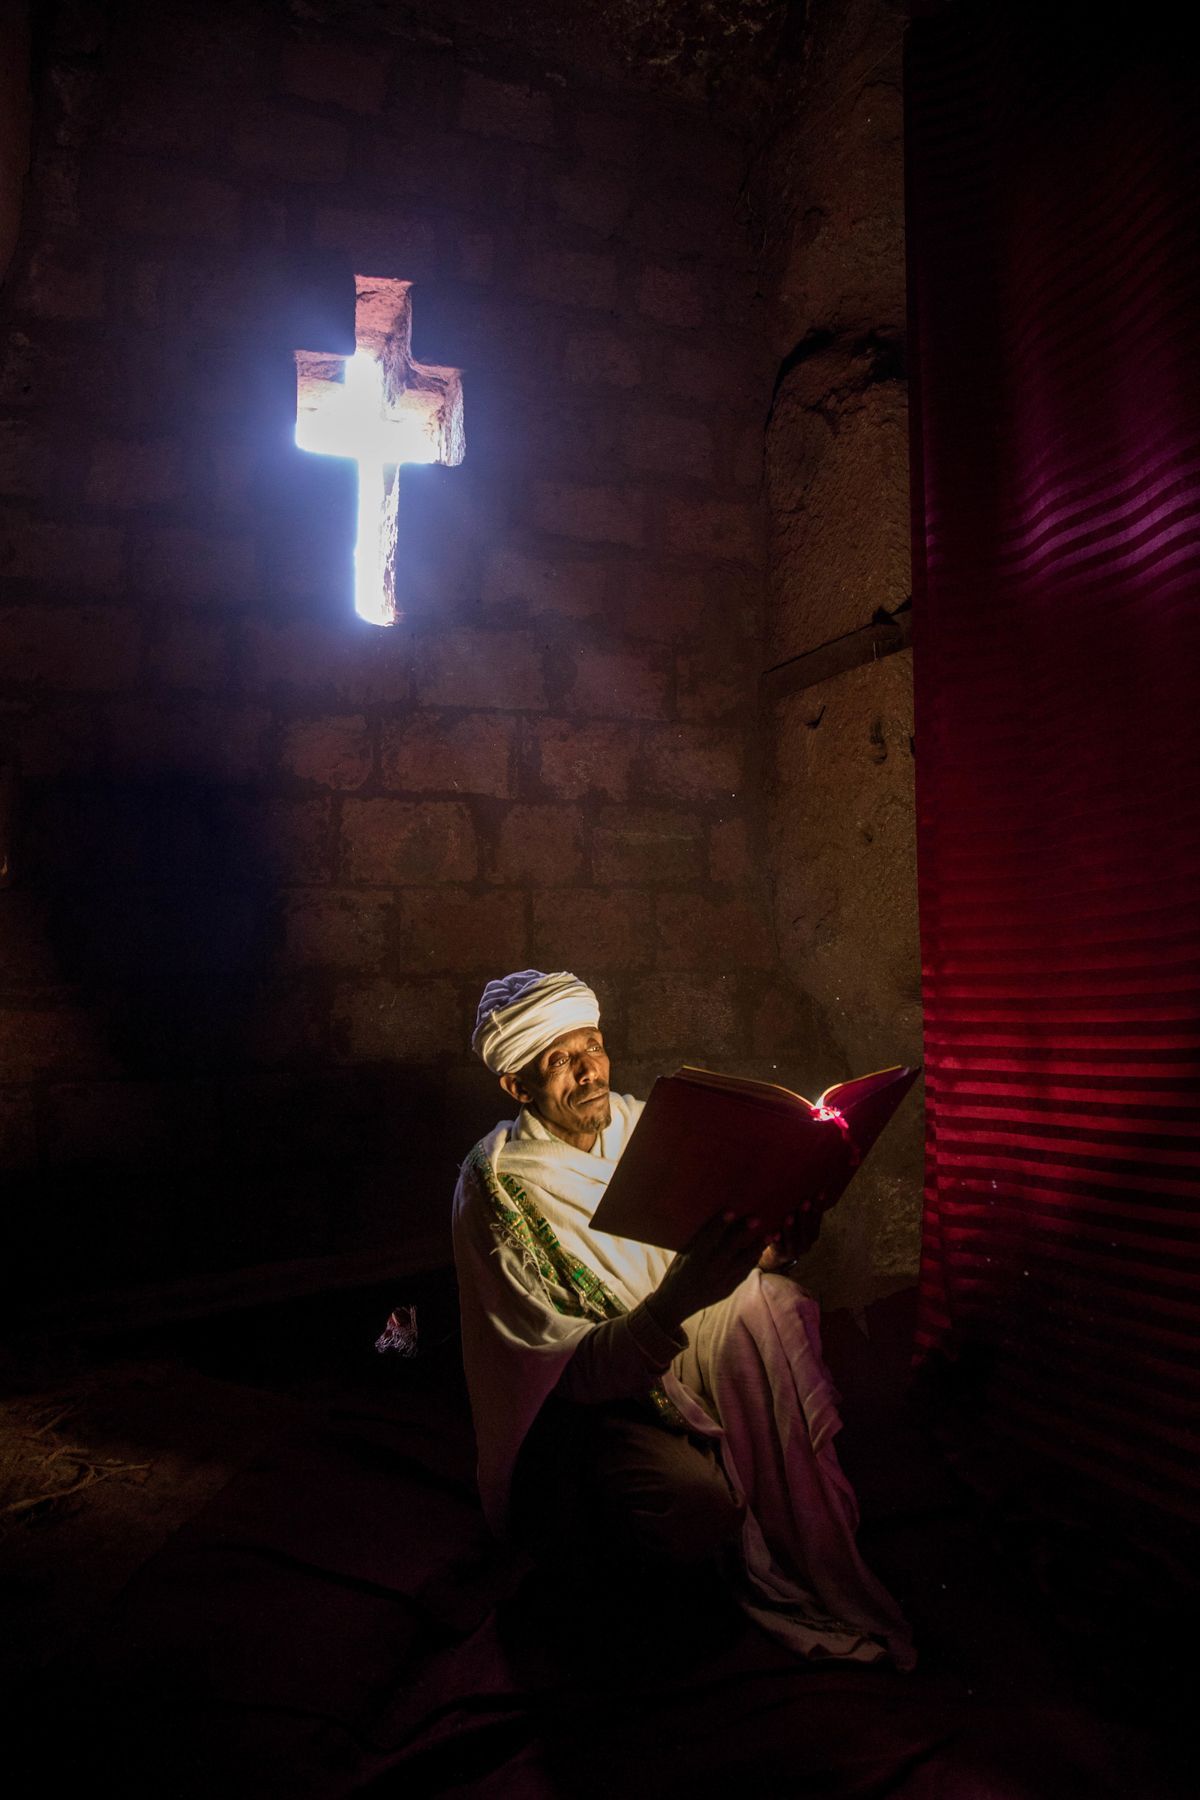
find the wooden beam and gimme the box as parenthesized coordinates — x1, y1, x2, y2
(761, 606, 912, 702)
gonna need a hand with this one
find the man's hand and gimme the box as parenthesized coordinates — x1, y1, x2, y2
(644, 1209, 765, 1334)
(758, 1202, 822, 1272)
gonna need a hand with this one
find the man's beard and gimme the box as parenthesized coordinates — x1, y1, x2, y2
(573, 1087, 612, 1129)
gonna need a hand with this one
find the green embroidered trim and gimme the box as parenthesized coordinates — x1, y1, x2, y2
(468, 1143, 689, 1433)
(497, 1169, 625, 1321)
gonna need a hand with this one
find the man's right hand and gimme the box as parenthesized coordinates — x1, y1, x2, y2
(644, 1209, 765, 1334)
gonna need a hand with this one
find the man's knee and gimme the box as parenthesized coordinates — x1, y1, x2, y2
(513, 1400, 743, 1569)
(621, 1445, 745, 1565)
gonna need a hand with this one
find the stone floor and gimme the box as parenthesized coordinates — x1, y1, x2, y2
(1, 1275, 1190, 1798)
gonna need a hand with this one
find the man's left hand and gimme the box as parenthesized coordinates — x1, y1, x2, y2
(758, 1206, 821, 1271)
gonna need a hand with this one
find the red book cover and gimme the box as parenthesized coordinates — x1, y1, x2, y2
(589, 1065, 920, 1251)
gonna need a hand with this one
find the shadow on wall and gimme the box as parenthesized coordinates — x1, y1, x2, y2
(8, 776, 453, 1297)
(31, 776, 274, 1073)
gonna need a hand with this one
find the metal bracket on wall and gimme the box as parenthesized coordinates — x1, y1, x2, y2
(760, 601, 912, 703)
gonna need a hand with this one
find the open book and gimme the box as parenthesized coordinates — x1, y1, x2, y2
(588, 1064, 919, 1252)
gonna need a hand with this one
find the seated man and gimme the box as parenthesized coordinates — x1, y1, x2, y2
(452, 967, 913, 1666)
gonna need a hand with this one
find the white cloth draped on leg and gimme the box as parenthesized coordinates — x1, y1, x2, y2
(674, 1271, 914, 1667)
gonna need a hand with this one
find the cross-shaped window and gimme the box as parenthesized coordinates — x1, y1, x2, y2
(295, 277, 464, 626)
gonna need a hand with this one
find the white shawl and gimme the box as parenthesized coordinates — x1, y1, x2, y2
(452, 1094, 668, 1535)
(451, 1093, 914, 1667)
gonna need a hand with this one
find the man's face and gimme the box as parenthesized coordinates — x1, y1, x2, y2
(505, 1026, 612, 1146)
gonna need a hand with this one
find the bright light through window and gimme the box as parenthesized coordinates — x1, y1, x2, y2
(295, 349, 440, 627)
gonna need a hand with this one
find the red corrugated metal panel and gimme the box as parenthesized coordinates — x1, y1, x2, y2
(906, 7, 1200, 1530)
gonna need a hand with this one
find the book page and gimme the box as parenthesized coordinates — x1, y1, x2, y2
(676, 1066, 814, 1110)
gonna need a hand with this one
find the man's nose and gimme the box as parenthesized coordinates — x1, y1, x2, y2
(575, 1053, 602, 1081)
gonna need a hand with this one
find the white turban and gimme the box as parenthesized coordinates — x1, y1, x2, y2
(471, 969, 600, 1075)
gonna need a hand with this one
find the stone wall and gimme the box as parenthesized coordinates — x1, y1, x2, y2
(759, 0, 922, 1296)
(0, 0, 789, 1310)
(0, 1, 31, 286)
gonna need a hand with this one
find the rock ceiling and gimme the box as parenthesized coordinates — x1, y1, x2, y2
(286, 0, 807, 111)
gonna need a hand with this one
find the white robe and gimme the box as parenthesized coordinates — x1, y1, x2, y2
(451, 1093, 914, 1666)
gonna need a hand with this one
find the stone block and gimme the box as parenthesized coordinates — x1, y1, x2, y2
(0, 892, 59, 983)
(490, 804, 584, 885)
(242, 981, 327, 1067)
(733, 422, 762, 488)
(592, 807, 704, 884)
(312, 207, 437, 275)
(0, 1088, 35, 1170)
(574, 111, 640, 168)
(332, 977, 460, 1061)
(517, 250, 617, 311)
(16, 240, 105, 320)
(554, 172, 628, 236)
(627, 181, 747, 259)
(0, 1005, 111, 1079)
(387, 51, 460, 130)
(395, 888, 526, 973)
(121, 2, 262, 83)
(412, 629, 546, 711)
(654, 894, 773, 969)
(138, 527, 256, 603)
(627, 974, 741, 1057)
(281, 889, 391, 968)
(531, 889, 653, 972)
(637, 264, 705, 328)
(102, 82, 232, 160)
(381, 711, 515, 797)
(242, 619, 410, 706)
(282, 35, 389, 113)
(563, 330, 641, 389)
(236, 103, 349, 183)
(459, 73, 555, 146)
(341, 798, 476, 884)
(517, 396, 621, 479)
(223, 1070, 380, 1166)
(530, 482, 645, 548)
(709, 815, 752, 884)
(481, 546, 607, 623)
(85, 438, 185, 508)
(0, 517, 124, 594)
(97, 162, 241, 242)
(660, 497, 763, 565)
(362, 131, 522, 217)
(148, 613, 229, 691)
(523, 717, 640, 801)
(231, 796, 334, 882)
(41, 1080, 204, 1167)
(645, 125, 744, 198)
(612, 563, 706, 643)
(280, 714, 373, 789)
(0, 420, 56, 498)
(620, 412, 714, 482)
(455, 231, 493, 284)
(641, 723, 744, 802)
(661, 341, 763, 409)
(0, 604, 140, 689)
(565, 643, 671, 721)
(751, 986, 813, 1057)
(14, 702, 105, 779)
(103, 699, 269, 783)
(676, 644, 753, 722)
